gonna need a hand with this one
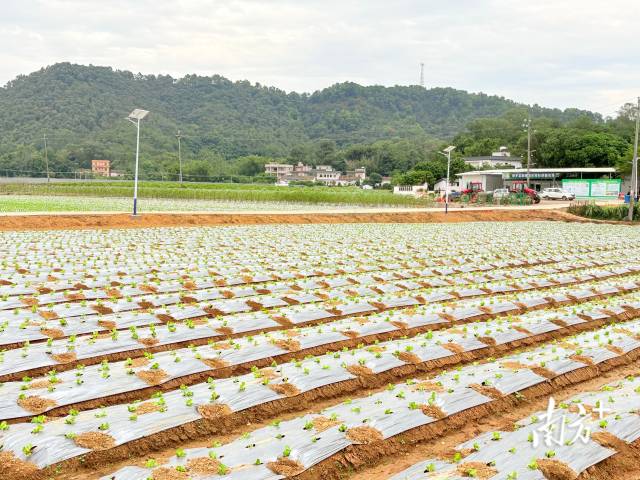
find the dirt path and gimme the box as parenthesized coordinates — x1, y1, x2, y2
(0, 208, 587, 231)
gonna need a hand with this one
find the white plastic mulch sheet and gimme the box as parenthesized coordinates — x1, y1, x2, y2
(56, 315, 640, 478)
(2, 288, 640, 422)
(0, 256, 633, 353)
(0, 223, 638, 477)
(2, 282, 640, 427)
(389, 460, 467, 480)
(388, 375, 640, 479)
(2, 262, 636, 384)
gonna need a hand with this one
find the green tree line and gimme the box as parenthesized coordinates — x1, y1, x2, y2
(393, 104, 636, 186)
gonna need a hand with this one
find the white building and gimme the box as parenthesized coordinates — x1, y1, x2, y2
(268, 163, 366, 186)
(315, 170, 342, 184)
(456, 167, 619, 198)
(433, 178, 460, 193)
(393, 183, 429, 196)
(463, 147, 523, 169)
(265, 163, 294, 178)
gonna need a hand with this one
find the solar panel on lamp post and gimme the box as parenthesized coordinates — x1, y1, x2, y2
(439, 145, 456, 214)
(126, 109, 149, 216)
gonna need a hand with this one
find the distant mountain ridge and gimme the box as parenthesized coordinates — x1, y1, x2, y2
(0, 63, 600, 175)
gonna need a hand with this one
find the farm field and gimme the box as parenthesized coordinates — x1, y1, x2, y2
(0, 222, 639, 480)
(0, 195, 397, 213)
(0, 181, 431, 208)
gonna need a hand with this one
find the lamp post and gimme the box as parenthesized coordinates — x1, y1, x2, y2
(126, 109, 149, 216)
(439, 145, 456, 214)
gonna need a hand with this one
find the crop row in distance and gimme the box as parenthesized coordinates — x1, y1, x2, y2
(1, 255, 631, 353)
(0, 195, 416, 213)
(5, 251, 612, 345)
(0, 182, 430, 207)
(0, 222, 624, 289)
(6, 227, 600, 337)
(0, 227, 631, 350)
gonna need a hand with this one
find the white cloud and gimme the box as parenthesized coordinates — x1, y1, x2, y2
(0, 0, 638, 116)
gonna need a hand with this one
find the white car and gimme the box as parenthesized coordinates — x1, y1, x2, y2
(492, 188, 511, 199)
(541, 188, 575, 200)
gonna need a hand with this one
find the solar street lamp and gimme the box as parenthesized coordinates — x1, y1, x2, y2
(439, 145, 456, 214)
(126, 108, 149, 216)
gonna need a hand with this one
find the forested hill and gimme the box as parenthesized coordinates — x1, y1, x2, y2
(0, 62, 599, 177)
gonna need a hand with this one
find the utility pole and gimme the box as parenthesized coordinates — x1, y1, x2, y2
(628, 96, 640, 221)
(419, 63, 425, 88)
(176, 130, 183, 184)
(43, 133, 50, 183)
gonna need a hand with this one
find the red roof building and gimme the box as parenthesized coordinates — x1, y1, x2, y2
(91, 160, 111, 177)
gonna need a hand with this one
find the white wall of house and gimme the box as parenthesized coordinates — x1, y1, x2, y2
(465, 159, 522, 169)
(459, 174, 490, 191)
(393, 184, 429, 196)
(433, 179, 460, 192)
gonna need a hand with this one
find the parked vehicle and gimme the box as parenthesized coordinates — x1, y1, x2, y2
(541, 187, 575, 201)
(492, 188, 510, 199)
(461, 182, 484, 195)
(509, 181, 541, 203)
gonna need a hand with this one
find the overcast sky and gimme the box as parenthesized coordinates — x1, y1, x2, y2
(1, 0, 638, 116)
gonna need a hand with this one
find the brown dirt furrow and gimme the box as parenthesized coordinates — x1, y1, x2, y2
(577, 433, 640, 479)
(0, 209, 575, 232)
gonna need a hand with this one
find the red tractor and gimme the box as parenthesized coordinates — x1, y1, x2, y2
(461, 182, 484, 195)
(509, 181, 541, 204)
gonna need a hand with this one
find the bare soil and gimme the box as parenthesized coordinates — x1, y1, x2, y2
(267, 457, 306, 476)
(0, 208, 580, 231)
(74, 432, 116, 451)
(0, 452, 39, 480)
(185, 456, 222, 475)
(17, 395, 57, 413)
